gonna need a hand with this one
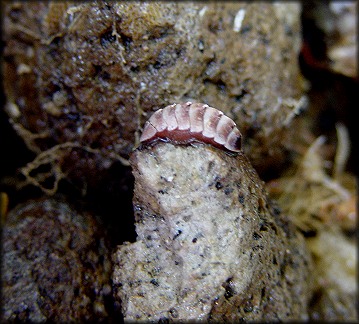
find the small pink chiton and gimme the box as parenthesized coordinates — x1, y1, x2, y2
(140, 102, 242, 152)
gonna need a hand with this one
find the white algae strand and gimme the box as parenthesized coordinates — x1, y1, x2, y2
(113, 142, 312, 321)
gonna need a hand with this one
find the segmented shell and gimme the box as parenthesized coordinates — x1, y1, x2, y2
(140, 102, 242, 152)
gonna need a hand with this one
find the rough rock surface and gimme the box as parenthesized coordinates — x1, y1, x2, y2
(1, 197, 112, 322)
(113, 143, 312, 322)
(2, 2, 304, 193)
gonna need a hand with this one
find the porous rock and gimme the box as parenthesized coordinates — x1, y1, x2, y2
(1, 197, 112, 322)
(2, 2, 303, 193)
(112, 143, 312, 321)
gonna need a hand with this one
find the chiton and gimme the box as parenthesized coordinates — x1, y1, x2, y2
(140, 102, 242, 152)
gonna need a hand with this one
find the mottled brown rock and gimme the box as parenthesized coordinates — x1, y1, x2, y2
(2, 2, 304, 193)
(112, 143, 312, 321)
(1, 197, 112, 322)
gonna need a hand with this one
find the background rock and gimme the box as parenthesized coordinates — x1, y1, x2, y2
(2, 2, 304, 193)
(1, 197, 114, 322)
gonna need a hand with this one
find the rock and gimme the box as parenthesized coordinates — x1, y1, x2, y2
(1, 197, 112, 322)
(2, 2, 304, 193)
(113, 142, 312, 321)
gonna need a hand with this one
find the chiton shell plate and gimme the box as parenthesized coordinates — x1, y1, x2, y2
(140, 102, 242, 153)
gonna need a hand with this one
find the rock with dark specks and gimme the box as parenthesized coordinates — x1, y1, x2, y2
(112, 142, 312, 321)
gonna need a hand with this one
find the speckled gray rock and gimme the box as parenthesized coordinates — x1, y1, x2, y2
(112, 143, 312, 321)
